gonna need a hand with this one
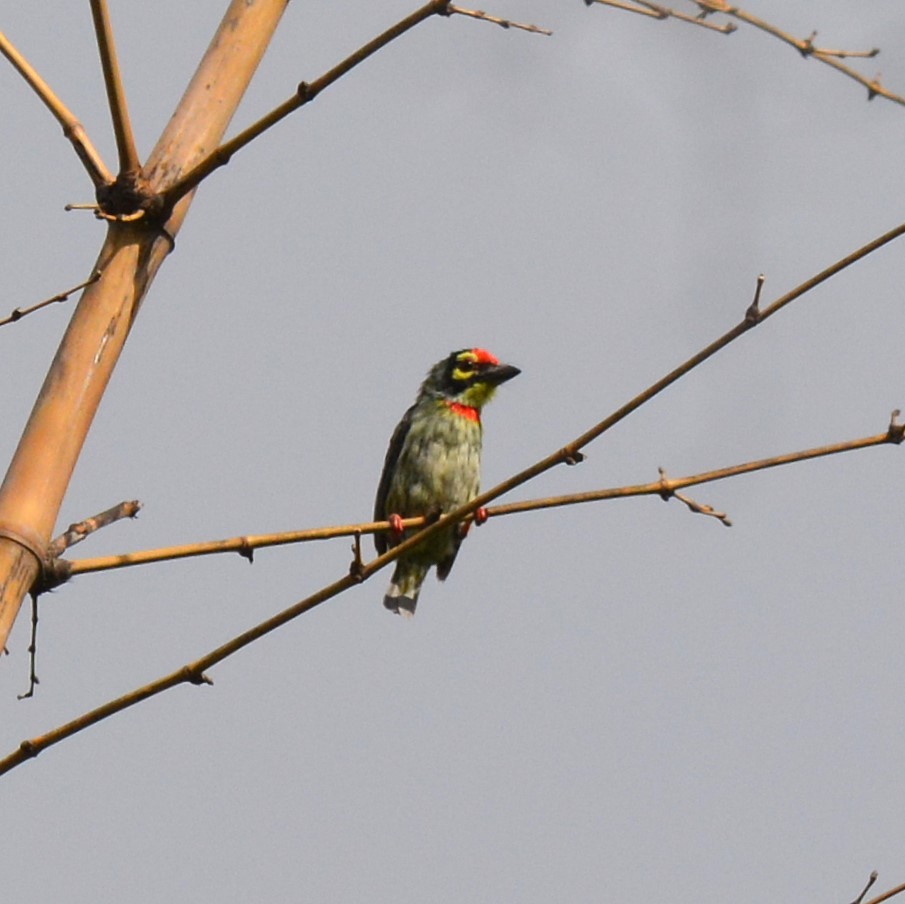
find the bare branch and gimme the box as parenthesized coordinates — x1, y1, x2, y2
(590, 0, 905, 105)
(47, 500, 142, 559)
(0, 270, 102, 329)
(61, 518, 406, 577)
(0, 570, 352, 775)
(89, 0, 140, 175)
(658, 468, 732, 526)
(491, 423, 899, 520)
(588, 0, 736, 33)
(0, 30, 113, 187)
(57, 419, 901, 581)
(697, 1, 903, 105)
(161, 0, 453, 207)
(865, 878, 905, 904)
(798, 32, 879, 61)
(446, 5, 552, 36)
(16, 594, 39, 700)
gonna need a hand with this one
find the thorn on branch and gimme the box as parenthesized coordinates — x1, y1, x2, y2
(562, 447, 585, 466)
(887, 409, 905, 445)
(658, 468, 732, 526)
(745, 273, 765, 323)
(183, 667, 213, 686)
(851, 871, 879, 904)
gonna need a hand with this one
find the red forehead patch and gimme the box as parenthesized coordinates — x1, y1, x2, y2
(470, 348, 499, 366)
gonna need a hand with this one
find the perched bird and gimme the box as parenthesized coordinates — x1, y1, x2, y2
(374, 348, 520, 617)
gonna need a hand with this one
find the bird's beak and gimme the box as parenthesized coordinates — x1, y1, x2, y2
(483, 363, 521, 386)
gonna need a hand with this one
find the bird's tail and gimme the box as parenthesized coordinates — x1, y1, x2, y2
(383, 561, 427, 618)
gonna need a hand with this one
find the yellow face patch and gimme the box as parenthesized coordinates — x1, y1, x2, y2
(451, 351, 478, 384)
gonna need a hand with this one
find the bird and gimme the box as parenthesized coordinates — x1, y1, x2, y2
(374, 348, 520, 617)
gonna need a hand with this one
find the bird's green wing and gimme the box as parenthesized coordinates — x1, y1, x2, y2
(373, 404, 415, 555)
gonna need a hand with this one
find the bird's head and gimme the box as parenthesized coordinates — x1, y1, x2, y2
(423, 348, 520, 411)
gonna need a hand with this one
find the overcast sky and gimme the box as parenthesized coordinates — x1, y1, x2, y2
(3, 2, 905, 902)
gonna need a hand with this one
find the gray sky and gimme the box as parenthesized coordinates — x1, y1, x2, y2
(3, 2, 905, 902)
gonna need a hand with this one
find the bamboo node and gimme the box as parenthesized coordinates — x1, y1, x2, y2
(0, 521, 48, 571)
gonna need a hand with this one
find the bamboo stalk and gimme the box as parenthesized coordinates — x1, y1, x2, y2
(0, 0, 290, 653)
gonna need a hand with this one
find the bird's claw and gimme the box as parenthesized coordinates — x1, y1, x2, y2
(388, 513, 405, 541)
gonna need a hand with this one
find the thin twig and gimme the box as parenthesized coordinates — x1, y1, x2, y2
(693, 1, 903, 105)
(47, 500, 142, 560)
(58, 422, 900, 579)
(0, 30, 113, 187)
(658, 468, 731, 526)
(89, 0, 140, 175)
(446, 5, 552, 35)
(62, 517, 398, 577)
(490, 421, 901, 520)
(0, 271, 102, 329)
(16, 594, 40, 700)
(161, 0, 453, 206)
(798, 32, 879, 61)
(590, 0, 904, 105)
(854, 873, 881, 904)
(588, 0, 736, 33)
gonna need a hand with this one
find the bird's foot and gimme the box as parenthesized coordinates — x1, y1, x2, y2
(388, 513, 405, 542)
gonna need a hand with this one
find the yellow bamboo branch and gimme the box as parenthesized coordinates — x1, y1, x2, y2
(89, 0, 140, 175)
(491, 420, 903, 518)
(0, 29, 113, 187)
(0, 0, 291, 654)
(54, 418, 901, 581)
